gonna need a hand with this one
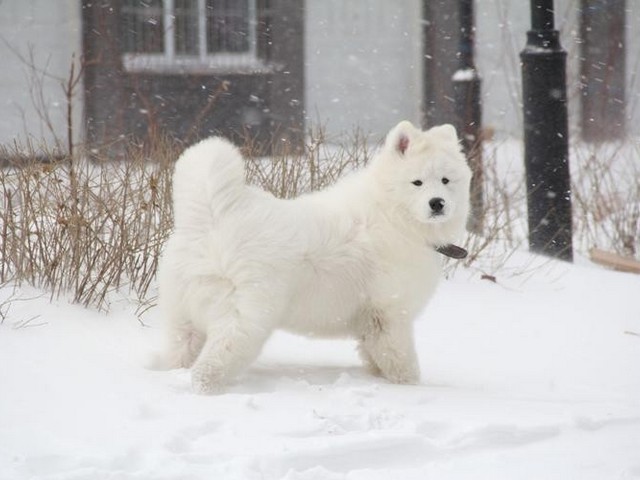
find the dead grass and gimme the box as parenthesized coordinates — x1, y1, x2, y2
(0, 138, 175, 311)
(446, 136, 640, 279)
(1, 129, 638, 311)
(0, 128, 373, 311)
(572, 141, 640, 258)
(243, 127, 372, 198)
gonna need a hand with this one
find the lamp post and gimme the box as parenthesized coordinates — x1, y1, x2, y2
(521, 0, 573, 261)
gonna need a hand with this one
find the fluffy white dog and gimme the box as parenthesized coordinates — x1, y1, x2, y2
(154, 121, 471, 393)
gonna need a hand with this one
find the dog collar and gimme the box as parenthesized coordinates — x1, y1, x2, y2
(435, 244, 468, 259)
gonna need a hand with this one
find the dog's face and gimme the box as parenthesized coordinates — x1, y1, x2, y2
(376, 121, 472, 237)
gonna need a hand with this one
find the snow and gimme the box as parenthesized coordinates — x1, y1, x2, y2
(452, 68, 477, 82)
(1, 251, 639, 480)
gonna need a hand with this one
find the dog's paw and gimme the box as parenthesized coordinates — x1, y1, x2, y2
(363, 362, 383, 377)
(382, 364, 421, 385)
(191, 364, 225, 395)
(386, 373, 420, 385)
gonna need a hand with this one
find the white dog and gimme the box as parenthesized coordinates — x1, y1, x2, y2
(154, 121, 471, 393)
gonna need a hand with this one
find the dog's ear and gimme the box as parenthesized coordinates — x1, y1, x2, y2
(426, 124, 461, 149)
(386, 121, 416, 156)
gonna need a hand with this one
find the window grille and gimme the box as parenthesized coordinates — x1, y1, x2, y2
(121, 0, 266, 73)
(174, 0, 198, 55)
(207, 0, 251, 54)
(122, 0, 165, 54)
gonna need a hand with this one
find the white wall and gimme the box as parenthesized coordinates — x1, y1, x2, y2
(474, 0, 585, 138)
(1, 1, 637, 148)
(0, 0, 83, 151)
(626, 1, 640, 135)
(304, 0, 423, 140)
(306, 0, 640, 141)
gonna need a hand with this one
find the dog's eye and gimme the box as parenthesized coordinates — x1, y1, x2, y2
(441, 177, 450, 185)
(411, 180, 423, 186)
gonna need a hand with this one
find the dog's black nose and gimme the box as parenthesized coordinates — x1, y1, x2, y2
(429, 197, 445, 214)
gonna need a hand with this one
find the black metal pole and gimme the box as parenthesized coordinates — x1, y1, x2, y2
(453, 0, 483, 233)
(521, 0, 573, 261)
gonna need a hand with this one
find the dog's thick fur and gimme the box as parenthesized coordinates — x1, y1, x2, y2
(154, 121, 471, 393)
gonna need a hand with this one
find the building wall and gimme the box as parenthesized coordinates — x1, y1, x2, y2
(626, 0, 640, 133)
(306, 0, 640, 141)
(304, 0, 423, 140)
(1, 1, 639, 148)
(0, 0, 83, 151)
(82, 0, 305, 153)
(625, 1, 640, 138)
(475, 0, 583, 138)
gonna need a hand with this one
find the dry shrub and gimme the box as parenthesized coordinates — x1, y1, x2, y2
(244, 127, 372, 198)
(442, 138, 529, 278)
(2, 127, 638, 312)
(0, 127, 374, 312)
(572, 141, 640, 258)
(0, 138, 176, 311)
(446, 135, 640, 279)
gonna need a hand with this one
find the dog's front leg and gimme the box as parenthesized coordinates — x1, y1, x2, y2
(360, 312, 420, 385)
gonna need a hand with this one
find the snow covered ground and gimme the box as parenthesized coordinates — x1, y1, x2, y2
(1, 251, 639, 480)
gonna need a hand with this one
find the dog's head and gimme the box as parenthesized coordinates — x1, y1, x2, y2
(374, 121, 472, 243)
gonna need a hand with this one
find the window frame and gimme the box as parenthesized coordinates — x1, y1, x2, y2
(122, 0, 270, 74)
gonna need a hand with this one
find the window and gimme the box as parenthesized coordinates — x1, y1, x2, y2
(121, 0, 267, 73)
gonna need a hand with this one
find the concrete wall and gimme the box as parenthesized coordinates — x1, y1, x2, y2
(625, 1, 640, 138)
(475, 0, 586, 138)
(0, 0, 83, 151)
(304, 0, 423, 140)
(1, 0, 638, 147)
(306, 0, 640, 141)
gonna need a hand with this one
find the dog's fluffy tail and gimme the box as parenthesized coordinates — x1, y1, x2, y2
(172, 137, 246, 232)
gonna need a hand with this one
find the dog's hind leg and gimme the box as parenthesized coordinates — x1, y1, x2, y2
(190, 314, 272, 394)
(149, 320, 206, 370)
